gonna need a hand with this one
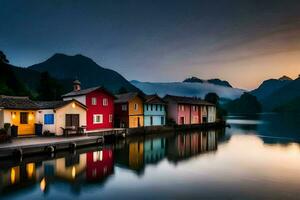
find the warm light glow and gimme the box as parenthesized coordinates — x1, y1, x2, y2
(26, 163, 35, 179)
(12, 112, 16, 119)
(72, 166, 76, 179)
(72, 102, 76, 108)
(40, 178, 46, 192)
(28, 113, 33, 121)
(10, 168, 16, 184)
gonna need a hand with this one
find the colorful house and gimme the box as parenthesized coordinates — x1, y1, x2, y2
(0, 95, 39, 136)
(163, 95, 216, 125)
(62, 80, 115, 131)
(35, 100, 87, 135)
(114, 92, 144, 128)
(144, 95, 166, 126)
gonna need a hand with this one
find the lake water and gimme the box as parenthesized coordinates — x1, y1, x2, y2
(1, 113, 300, 199)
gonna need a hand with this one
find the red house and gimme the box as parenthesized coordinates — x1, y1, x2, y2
(62, 80, 115, 131)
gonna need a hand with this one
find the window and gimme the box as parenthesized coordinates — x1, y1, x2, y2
(160, 105, 163, 111)
(103, 98, 108, 106)
(150, 104, 153, 111)
(93, 151, 103, 162)
(93, 114, 103, 124)
(156, 105, 158, 111)
(109, 114, 113, 123)
(192, 106, 197, 111)
(180, 105, 184, 111)
(44, 114, 54, 124)
(121, 104, 127, 111)
(150, 116, 153, 125)
(20, 112, 28, 124)
(91, 97, 97, 105)
(161, 116, 165, 125)
(134, 103, 138, 111)
(146, 104, 149, 111)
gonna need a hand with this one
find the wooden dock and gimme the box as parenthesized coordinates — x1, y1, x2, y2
(0, 135, 104, 159)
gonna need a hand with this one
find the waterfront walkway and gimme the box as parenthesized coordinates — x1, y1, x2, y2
(0, 135, 104, 158)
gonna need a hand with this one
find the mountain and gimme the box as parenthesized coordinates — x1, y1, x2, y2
(183, 76, 232, 87)
(251, 76, 292, 100)
(131, 80, 244, 99)
(261, 77, 300, 111)
(28, 53, 139, 93)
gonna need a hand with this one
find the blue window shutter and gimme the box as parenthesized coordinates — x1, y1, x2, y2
(44, 114, 54, 124)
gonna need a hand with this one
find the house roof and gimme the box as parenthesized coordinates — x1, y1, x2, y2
(0, 95, 39, 110)
(144, 94, 166, 104)
(35, 100, 86, 110)
(62, 86, 114, 98)
(163, 95, 215, 106)
(115, 92, 144, 103)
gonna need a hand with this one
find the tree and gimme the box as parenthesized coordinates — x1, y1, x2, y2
(0, 51, 9, 64)
(37, 72, 63, 100)
(117, 86, 128, 94)
(205, 92, 219, 105)
(225, 92, 262, 114)
(0, 51, 31, 96)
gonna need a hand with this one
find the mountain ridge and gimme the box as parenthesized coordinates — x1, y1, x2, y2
(28, 53, 140, 93)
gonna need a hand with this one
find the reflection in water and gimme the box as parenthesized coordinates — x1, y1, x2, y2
(115, 130, 220, 173)
(1, 114, 300, 199)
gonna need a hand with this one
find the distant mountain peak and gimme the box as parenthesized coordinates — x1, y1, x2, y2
(27, 53, 139, 93)
(278, 75, 292, 81)
(183, 76, 232, 88)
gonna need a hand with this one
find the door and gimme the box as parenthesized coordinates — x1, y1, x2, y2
(180, 117, 185, 125)
(138, 117, 141, 127)
(66, 114, 80, 127)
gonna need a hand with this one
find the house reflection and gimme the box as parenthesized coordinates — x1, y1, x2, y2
(0, 148, 114, 195)
(167, 131, 218, 163)
(115, 137, 167, 174)
(115, 130, 220, 173)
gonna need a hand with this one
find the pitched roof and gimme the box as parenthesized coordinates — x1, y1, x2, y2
(0, 95, 39, 110)
(61, 86, 100, 98)
(145, 94, 166, 104)
(35, 100, 86, 110)
(62, 86, 115, 98)
(163, 95, 215, 106)
(115, 92, 144, 103)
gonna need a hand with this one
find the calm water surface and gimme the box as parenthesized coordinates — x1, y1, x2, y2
(1, 113, 300, 199)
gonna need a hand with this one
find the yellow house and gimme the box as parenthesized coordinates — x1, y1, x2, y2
(115, 92, 144, 128)
(0, 96, 39, 136)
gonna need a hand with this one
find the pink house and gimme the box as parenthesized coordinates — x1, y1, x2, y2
(163, 95, 215, 125)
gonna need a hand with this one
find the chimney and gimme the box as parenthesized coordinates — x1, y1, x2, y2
(73, 79, 81, 91)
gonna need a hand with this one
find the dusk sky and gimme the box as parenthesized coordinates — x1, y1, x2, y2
(1, 0, 300, 90)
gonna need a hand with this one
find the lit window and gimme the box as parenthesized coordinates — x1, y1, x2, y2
(93, 151, 103, 162)
(134, 103, 138, 111)
(121, 104, 127, 111)
(91, 97, 97, 105)
(103, 98, 108, 106)
(109, 114, 113, 123)
(93, 114, 103, 124)
(44, 114, 54, 124)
